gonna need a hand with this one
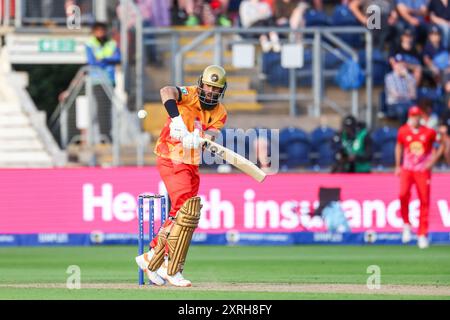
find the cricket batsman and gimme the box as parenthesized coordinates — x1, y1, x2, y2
(135, 65, 228, 286)
(395, 106, 444, 249)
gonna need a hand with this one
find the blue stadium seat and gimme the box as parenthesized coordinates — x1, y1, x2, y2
(331, 5, 364, 48)
(280, 127, 312, 169)
(418, 87, 445, 116)
(358, 49, 390, 85)
(262, 52, 289, 86)
(305, 9, 331, 27)
(371, 126, 398, 167)
(304, 10, 331, 43)
(324, 51, 345, 69)
(310, 126, 337, 167)
(331, 5, 359, 26)
(262, 52, 280, 75)
(379, 91, 397, 118)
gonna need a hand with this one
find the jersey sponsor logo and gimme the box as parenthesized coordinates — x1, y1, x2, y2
(409, 141, 424, 156)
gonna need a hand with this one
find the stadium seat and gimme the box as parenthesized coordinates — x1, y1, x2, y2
(280, 127, 311, 169)
(358, 49, 390, 85)
(305, 9, 331, 27)
(379, 91, 391, 118)
(331, 5, 359, 26)
(331, 5, 364, 48)
(304, 10, 331, 43)
(418, 87, 445, 116)
(310, 126, 337, 167)
(262, 52, 282, 86)
(371, 126, 398, 167)
(324, 50, 346, 69)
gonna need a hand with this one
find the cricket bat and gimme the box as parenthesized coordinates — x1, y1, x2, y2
(200, 136, 267, 183)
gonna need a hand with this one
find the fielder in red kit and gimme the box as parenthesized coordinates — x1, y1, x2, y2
(135, 65, 228, 286)
(395, 106, 444, 249)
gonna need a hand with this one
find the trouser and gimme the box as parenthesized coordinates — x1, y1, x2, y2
(93, 85, 112, 141)
(149, 157, 200, 249)
(399, 169, 431, 236)
(438, 24, 450, 49)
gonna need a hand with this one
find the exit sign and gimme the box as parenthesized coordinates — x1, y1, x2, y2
(39, 39, 76, 53)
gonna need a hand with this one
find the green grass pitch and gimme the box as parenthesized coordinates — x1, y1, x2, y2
(0, 245, 449, 300)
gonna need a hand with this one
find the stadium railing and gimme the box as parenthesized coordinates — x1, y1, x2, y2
(48, 65, 150, 167)
(117, 0, 374, 127)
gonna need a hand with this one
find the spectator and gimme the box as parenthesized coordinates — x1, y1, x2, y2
(348, 0, 398, 51)
(209, 0, 233, 26)
(116, 1, 139, 30)
(239, 0, 280, 52)
(85, 22, 121, 141)
(273, 0, 310, 42)
(390, 28, 422, 84)
(423, 25, 447, 84)
(428, 0, 450, 48)
(385, 54, 417, 123)
(178, 0, 201, 26)
(134, 0, 171, 64)
(309, 0, 324, 11)
(138, 0, 171, 27)
(418, 98, 440, 130)
(331, 115, 372, 173)
(116, 0, 170, 28)
(396, 0, 428, 45)
(179, 0, 232, 26)
(86, 22, 121, 86)
(440, 99, 450, 164)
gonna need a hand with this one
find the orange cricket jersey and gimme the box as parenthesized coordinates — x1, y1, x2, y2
(154, 85, 228, 165)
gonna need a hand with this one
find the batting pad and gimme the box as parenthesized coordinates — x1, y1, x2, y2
(148, 223, 172, 272)
(167, 197, 202, 276)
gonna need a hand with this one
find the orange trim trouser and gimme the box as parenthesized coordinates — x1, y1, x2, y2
(399, 169, 431, 236)
(149, 157, 200, 249)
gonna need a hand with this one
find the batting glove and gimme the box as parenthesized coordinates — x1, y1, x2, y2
(169, 115, 189, 141)
(182, 129, 201, 149)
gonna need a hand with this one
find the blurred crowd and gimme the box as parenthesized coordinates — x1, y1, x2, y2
(16, 0, 450, 170)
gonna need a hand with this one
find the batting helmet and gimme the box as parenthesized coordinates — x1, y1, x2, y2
(197, 65, 227, 111)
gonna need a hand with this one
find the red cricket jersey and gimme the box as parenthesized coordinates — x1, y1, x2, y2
(397, 124, 437, 172)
